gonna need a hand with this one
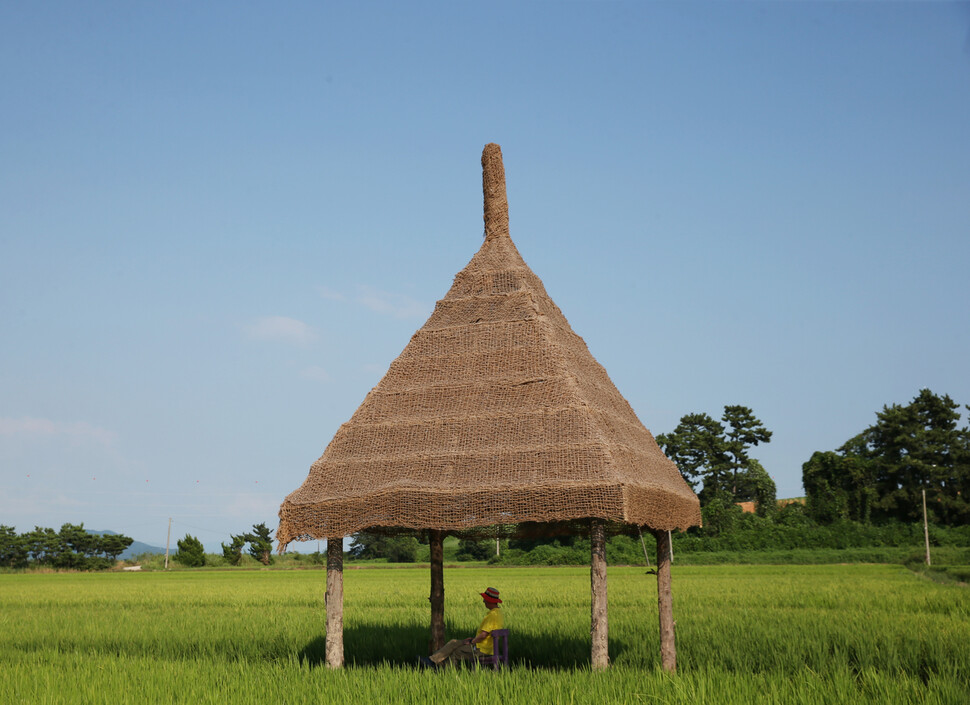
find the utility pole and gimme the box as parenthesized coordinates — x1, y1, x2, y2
(164, 517, 172, 570)
(496, 537, 500, 558)
(922, 489, 931, 567)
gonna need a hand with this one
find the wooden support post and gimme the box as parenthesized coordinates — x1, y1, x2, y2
(590, 519, 609, 670)
(429, 530, 446, 653)
(654, 529, 676, 673)
(325, 537, 344, 668)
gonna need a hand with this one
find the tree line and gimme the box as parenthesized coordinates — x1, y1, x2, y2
(657, 389, 969, 527)
(0, 524, 133, 570)
(173, 523, 276, 567)
(0, 522, 278, 571)
(802, 389, 969, 525)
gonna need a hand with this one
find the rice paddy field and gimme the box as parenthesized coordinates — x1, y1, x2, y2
(1, 564, 968, 704)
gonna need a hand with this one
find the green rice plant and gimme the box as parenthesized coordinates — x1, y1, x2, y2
(1, 565, 967, 704)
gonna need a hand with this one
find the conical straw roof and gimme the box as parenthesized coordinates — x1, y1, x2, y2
(277, 144, 700, 547)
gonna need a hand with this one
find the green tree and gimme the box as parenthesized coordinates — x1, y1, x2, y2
(956, 405, 970, 516)
(0, 526, 130, 570)
(456, 538, 491, 561)
(868, 390, 968, 524)
(175, 534, 206, 567)
(0, 525, 28, 568)
(221, 533, 247, 566)
(722, 406, 773, 497)
(348, 532, 418, 562)
(698, 496, 744, 536)
(803, 451, 851, 523)
(22, 526, 61, 565)
(735, 459, 777, 516)
(381, 536, 418, 563)
(246, 523, 274, 566)
(822, 390, 970, 525)
(656, 413, 730, 498)
(802, 449, 876, 524)
(657, 405, 773, 505)
(56, 523, 96, 569)
(98, 533, 134, 562)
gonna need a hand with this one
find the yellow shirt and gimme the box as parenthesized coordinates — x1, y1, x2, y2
(476, 607, 504, 656)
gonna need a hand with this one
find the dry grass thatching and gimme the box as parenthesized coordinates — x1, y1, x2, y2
(277, 144, 700, 547)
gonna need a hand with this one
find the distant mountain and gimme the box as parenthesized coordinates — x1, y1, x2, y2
(90, 530, 166, 560)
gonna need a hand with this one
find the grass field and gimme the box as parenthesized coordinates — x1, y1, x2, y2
(1, 564, 968, 704)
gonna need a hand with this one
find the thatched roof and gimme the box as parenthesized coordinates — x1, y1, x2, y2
(276, 144, 700, 547)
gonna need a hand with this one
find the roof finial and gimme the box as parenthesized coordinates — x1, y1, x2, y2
(482, 143, 509, 239)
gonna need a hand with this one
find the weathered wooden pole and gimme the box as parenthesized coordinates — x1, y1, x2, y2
(325, 537, 344, 668)
(654, 528, 676, 673)
(590, 518, 609, 670)
(429, 529, 446, 652)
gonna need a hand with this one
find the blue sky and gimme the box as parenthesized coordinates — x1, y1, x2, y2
(2, 2, 969, 551)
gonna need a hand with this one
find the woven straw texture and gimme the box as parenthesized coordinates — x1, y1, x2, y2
(277, 144, 701, 547)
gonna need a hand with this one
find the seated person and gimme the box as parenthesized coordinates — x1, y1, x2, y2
(427, 587, 503, 666)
